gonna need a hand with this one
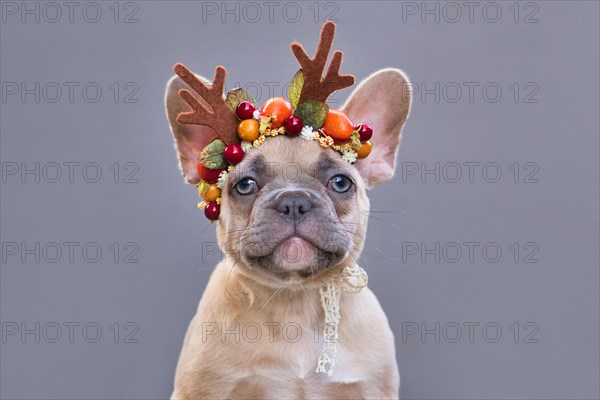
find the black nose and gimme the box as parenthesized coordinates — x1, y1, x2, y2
(275, 190, 312, 224)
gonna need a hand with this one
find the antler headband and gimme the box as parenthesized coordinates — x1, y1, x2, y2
(174, 22, 374, 221)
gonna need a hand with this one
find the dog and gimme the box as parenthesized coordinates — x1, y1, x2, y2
(164, 23, 411, 399)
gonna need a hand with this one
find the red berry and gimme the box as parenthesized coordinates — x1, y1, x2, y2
(356, 123, 373, 142)
(204, 202, 220, 221)
(223, 144, 244, 165)
(284, 116, 303, 136)
(197, 163, 224, 183)
(236, 101, 256, 120)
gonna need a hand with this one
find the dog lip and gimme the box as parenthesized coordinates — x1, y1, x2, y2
(245, 234, 313, 259)
(282, 233, 338, 257)
(243, 233, 345, 266)
(290, 233, 315, 247)
(296, 234, 347, 259)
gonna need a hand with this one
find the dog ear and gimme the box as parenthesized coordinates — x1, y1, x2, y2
(342, 68, 411, 189)
(165, 74, 218, 184)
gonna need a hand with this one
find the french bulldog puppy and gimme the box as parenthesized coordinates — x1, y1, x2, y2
(165, 64, 411, 398)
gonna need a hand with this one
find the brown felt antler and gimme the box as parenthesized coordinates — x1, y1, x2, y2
(291, 22, 355, 105)
(173, 63, 239, 145)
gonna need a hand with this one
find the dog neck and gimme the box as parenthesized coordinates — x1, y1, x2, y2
(213, 257, 367, 319)
(214, 258, 356, 319)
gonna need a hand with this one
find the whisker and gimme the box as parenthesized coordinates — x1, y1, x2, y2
(365, 214, 403, 231)
(260, 282, 286, 310)
(195, 222, 212, 239)
(224, 259, 239, 292)
(300, 282, 319, 318)
(333, 227, 398, 262)
(360, 250, 399, 262)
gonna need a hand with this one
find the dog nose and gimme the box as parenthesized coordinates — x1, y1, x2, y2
(275, 190, 312, 223)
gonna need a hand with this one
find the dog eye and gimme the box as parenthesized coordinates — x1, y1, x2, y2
(329, 175, 353, 193)
(234, 178, 259, 195)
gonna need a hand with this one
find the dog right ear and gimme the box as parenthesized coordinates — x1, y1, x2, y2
(342, 68, 411, 189)
(165, 74, 218, 184)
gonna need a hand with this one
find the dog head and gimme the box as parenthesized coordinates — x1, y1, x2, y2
(165, 69, 410, 286)
(165, 27, 410, 288)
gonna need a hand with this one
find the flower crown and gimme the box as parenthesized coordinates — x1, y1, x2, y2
(174, 22, 373, 221)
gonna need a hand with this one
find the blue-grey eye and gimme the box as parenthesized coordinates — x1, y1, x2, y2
(329, 175, 353, 193)
(235, 178, 259, 195)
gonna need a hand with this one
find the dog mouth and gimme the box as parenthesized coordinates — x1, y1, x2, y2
(243, 234, 347, 278)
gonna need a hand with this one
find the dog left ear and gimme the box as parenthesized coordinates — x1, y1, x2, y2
(342, 68, 412, 189)
(165, 65, 240, 185)
(165, 74, 218, 184)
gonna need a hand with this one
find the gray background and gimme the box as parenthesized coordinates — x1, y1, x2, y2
(1, 1, 599, 399)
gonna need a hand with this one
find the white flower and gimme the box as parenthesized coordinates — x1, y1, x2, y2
(300, 125, 316, 141)
(252, 110, 261, 120)
(216, 170, 228, 189)
(341, 149, 358, 164)
(240, 141, 253, 153)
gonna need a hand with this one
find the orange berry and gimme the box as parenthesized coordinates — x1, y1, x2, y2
(260, 97, 293, 128)
(201, 183, 221, 202)
(356, 141, 372, 159)
(322, 110, 354, 143)
(237, 119, 259, 142)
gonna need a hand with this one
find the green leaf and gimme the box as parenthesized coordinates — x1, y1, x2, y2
(225, 88, 256, 113)
(288, 69, 304, 109)
(259, 116, 270, 134)
(295, 101, 329, 129)
(200, 139, 227, 169)
(349, 131, 362, 151)
(197, 181, 209, 195)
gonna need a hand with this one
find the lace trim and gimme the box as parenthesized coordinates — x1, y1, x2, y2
(315, 264, 368, 376)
